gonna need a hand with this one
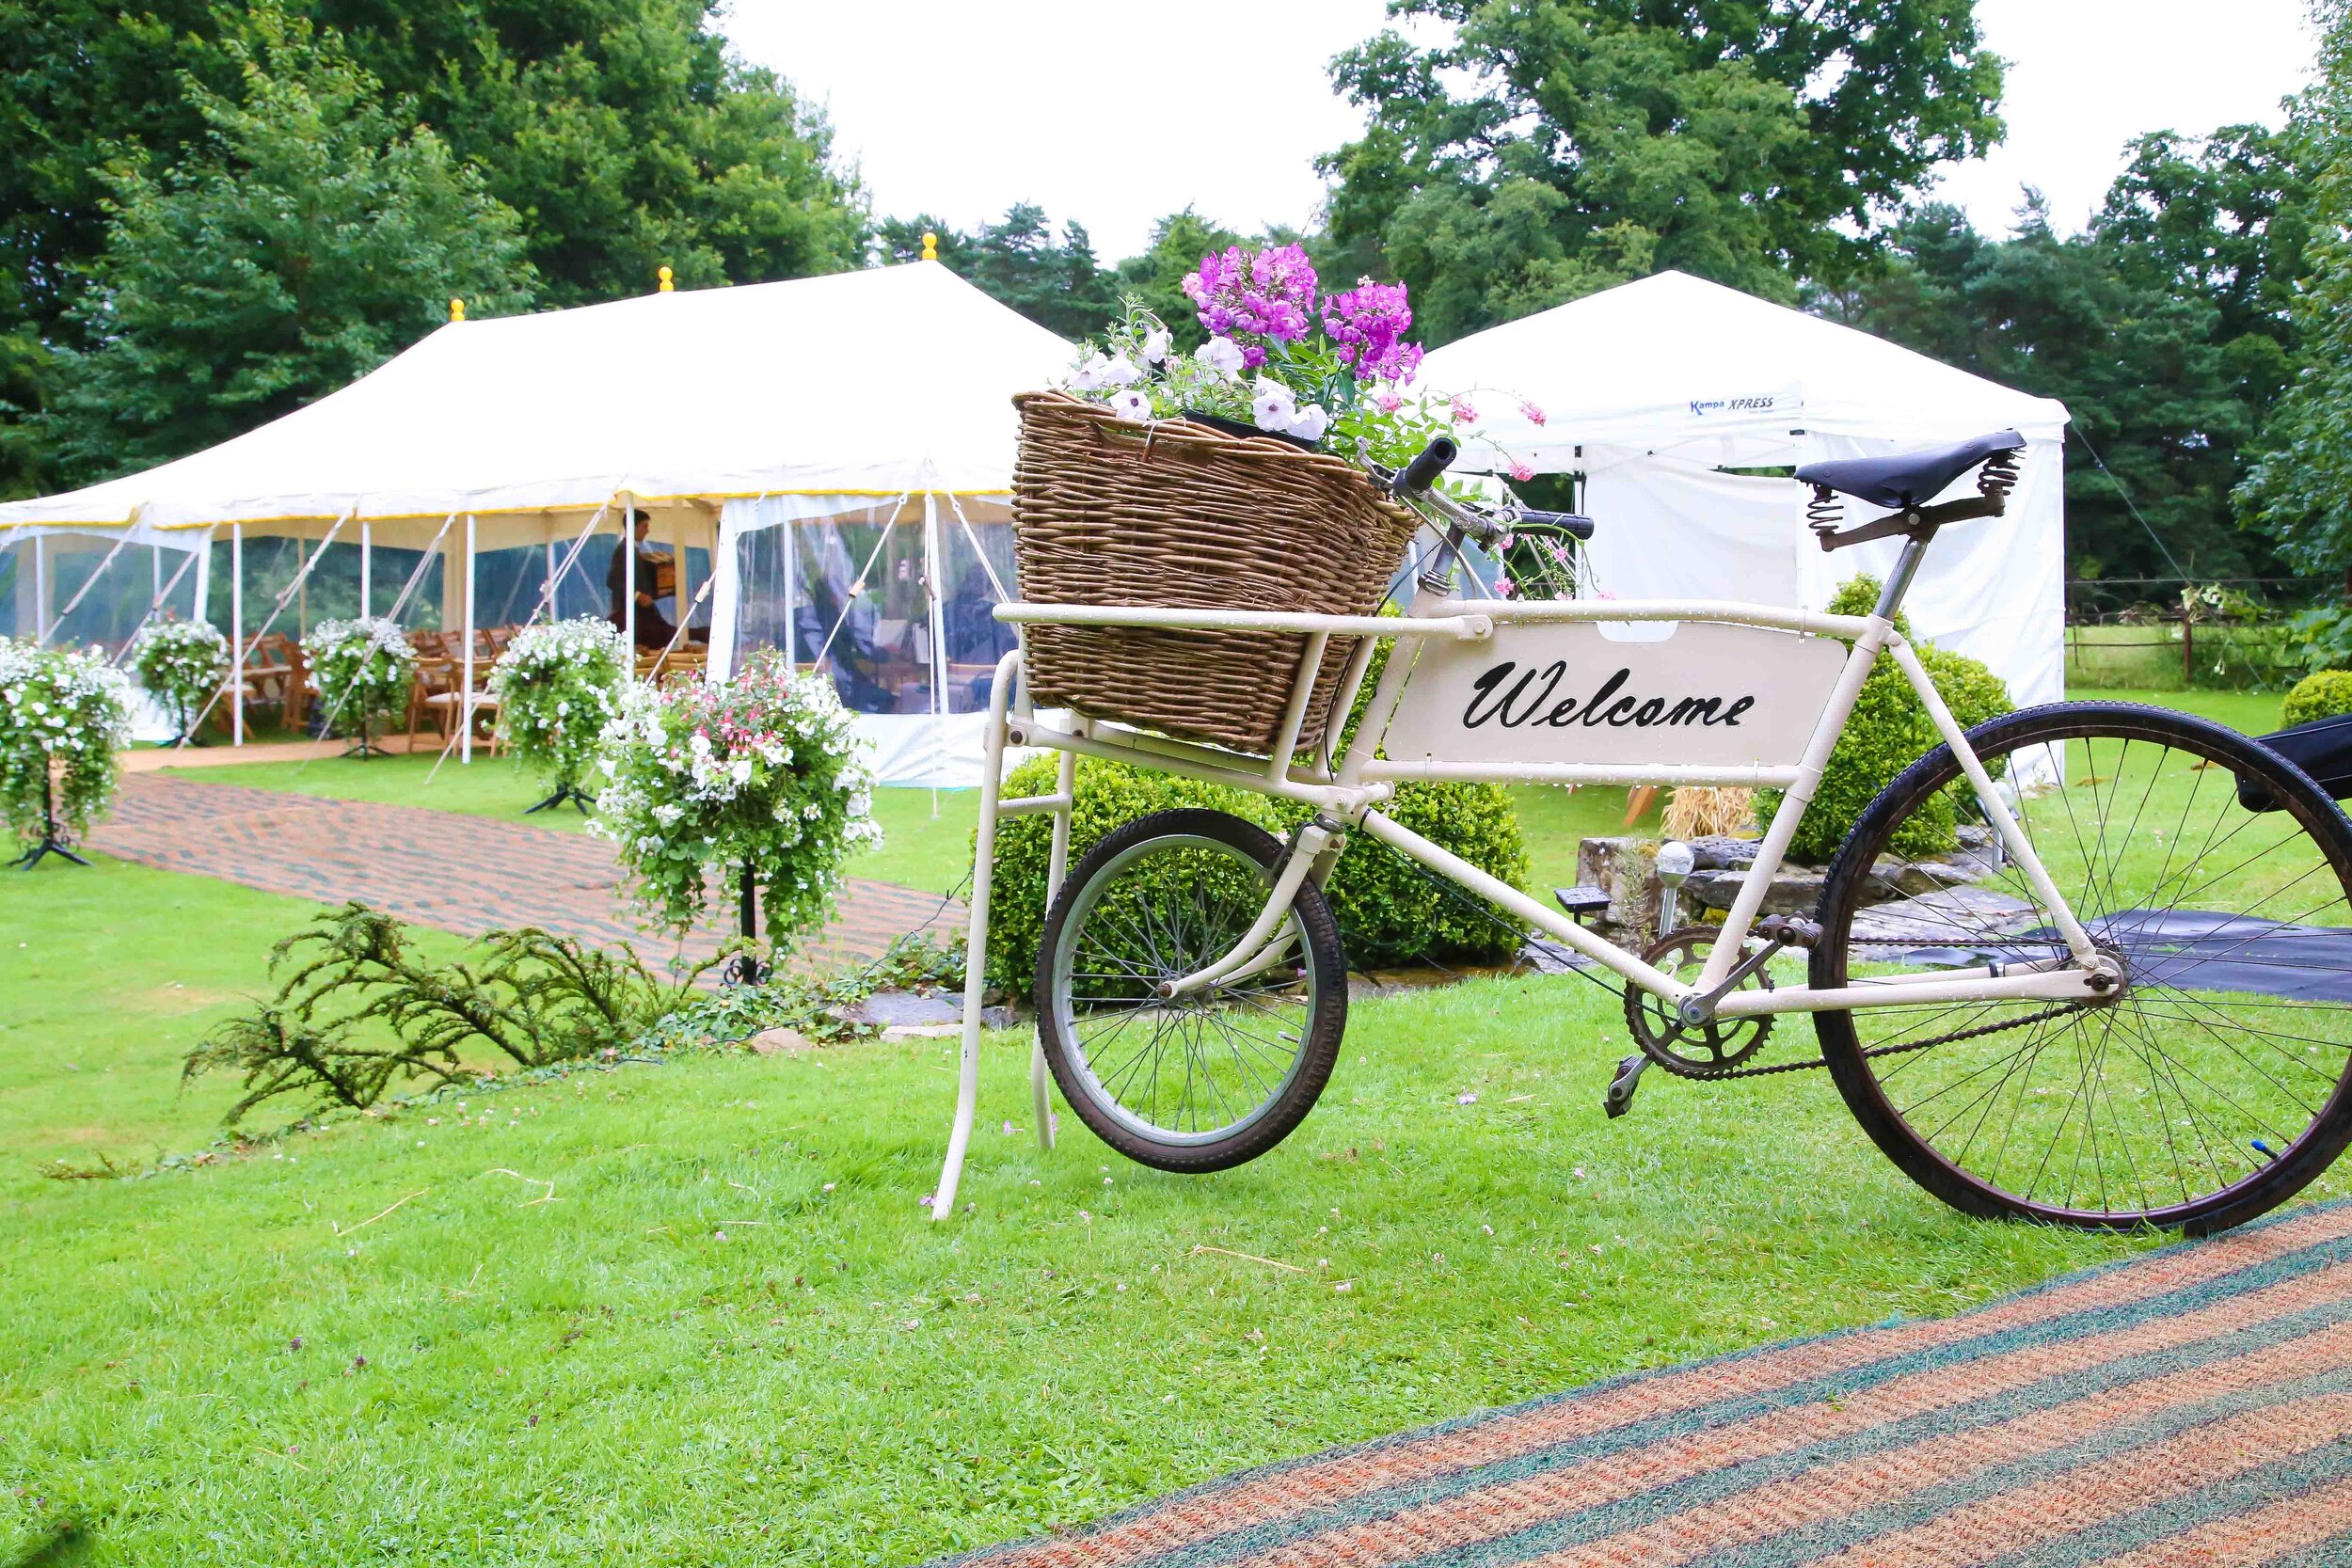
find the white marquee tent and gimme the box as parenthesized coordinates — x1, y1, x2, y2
(0, 261, 1073, 782)
(1422, 270, 2072, 706)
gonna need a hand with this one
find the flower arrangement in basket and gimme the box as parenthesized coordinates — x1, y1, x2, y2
(592, 648, 881, 975)
(302, 617, 416, 754)
(489, 617, 630, 814)
(0, 637, 134, 867)
(1018, 243, 1530, 756)
(129, 618, 229, 744)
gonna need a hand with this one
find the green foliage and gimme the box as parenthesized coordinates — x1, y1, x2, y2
(592, 649, 880, 953)
(1319, 1, 2004, 343)
(182, 900, 715, 1123)
(487, 616, 629, 788)
(0, 638, 134, 850)
(1821, 177, 2297, 584)
(42, 8, 537, 481)
(2283, 669, 2352, 727)
(976, 745, 1530, 990)
(1755, 577, 2012, 863)
(886, 202, 1121, 339)
(2, 0, 865, 487)
(300, 617, 415, 740)
(1114, 209, 1244, 350)
(978, 755, 1280, 992)
(129, 617, 230, 738)
(2240, 0, 2352, 577)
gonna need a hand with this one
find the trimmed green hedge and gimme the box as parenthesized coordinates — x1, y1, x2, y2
(2284, 670, 2352, 727)
(1755, 577, 2012, 863)
(977, 758, 1530, 991)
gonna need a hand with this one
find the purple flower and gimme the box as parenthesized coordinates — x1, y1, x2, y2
(1320, 277, 1423, 384)
(1182, 244, 1320, 348)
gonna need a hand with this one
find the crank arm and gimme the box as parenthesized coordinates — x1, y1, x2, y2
(1677, 940, 1785, 1025)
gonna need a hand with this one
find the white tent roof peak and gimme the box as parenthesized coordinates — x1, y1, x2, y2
(1420, 268, 2069, 472)
(0, 260, 1074, 540)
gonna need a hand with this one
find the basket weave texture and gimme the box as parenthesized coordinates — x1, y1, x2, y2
(1009, 390, 1421, 755)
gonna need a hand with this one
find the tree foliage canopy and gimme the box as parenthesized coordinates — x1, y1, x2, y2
(1320, 0, 2005, 343)
(46, 9, 537, 480)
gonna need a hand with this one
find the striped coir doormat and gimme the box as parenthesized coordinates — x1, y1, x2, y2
(946, 1202, 2352, 1568)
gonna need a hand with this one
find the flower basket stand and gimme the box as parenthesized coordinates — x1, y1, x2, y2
(14, 764, 91, 871)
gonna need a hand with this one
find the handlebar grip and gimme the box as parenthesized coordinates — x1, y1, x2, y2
(1395, 436, 1458, 494)
(1511, 509, 1596, 541)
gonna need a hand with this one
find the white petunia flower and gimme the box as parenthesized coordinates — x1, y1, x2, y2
(1108, 387, 1152, 422)
(1287, 404, 1330, 442)
(1196, 337, 1245, 378)
(1251, 376, 1297, 433)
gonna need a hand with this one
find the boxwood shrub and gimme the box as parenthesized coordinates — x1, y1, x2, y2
(2283, 670, 2352, 728)
(977, 749, 1530, 990)
(1755, 576, 2012, 864)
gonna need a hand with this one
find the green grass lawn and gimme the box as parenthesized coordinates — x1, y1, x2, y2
(4, 684, 2328, 1560)
(1, 853, 2155, 1564)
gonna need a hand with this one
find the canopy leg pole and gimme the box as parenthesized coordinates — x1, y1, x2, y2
(461, 514, 475, 766)
(1032, 742, 1076, 1151)
(360, 521, 372, 617)
(623, 493, 637, 664)
(230, 525, 244, 747)
(546, 537, 557, 615)
(933, 649, 1020, 1221)
(30, 533, 45, 645)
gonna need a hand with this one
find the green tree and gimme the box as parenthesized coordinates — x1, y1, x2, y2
(1321, 0, 2005, 343)
(42, 10, 535, 481)
(0, 0, 863, 490)
(1116, 209, 1243, 348)
(886, 203, 1119, 340)
(1821, 171, 2297, 587)
(2240, 0, 2352, 579)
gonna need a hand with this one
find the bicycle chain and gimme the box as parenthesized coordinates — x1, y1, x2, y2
(1688, 1002, 2090, 1082)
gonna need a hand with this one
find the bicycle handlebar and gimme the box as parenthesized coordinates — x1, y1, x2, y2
(1394, 436, 1458, 495)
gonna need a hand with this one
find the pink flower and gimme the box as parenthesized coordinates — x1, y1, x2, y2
(1450, 399, 1478, 425)
(1509, 463, 1534, 483)
(1374, 391, 1405, 414)
(1492, 578, 1515, 597)
(1520, 401, 1547, 426)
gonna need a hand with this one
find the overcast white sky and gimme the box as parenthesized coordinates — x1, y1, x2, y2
(722, 0, 2320, 262)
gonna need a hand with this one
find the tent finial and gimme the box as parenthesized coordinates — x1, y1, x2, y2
(449, 297, 466, 323)
(658, 264, 674, 293)
(920, 231, 937, 262)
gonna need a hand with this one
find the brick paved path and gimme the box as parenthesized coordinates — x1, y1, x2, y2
(89, 773, 965, 974)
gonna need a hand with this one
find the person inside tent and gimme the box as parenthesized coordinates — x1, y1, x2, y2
(607, 509, 705, 650)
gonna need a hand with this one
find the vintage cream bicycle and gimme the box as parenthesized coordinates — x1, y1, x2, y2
(932, 429, 2352, 1236)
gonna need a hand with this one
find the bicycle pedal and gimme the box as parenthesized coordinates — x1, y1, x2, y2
(1604, 1053, 1647, 1119)
(1755, 915, 1823, 949)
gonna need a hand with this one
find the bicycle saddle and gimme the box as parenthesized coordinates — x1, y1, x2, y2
(1794, 431, 2026, 512)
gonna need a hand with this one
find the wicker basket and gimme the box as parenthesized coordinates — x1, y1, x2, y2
(1009, 390, 1421, 755)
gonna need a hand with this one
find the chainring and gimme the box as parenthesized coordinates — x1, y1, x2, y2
(1624, 927, 1775, 1076)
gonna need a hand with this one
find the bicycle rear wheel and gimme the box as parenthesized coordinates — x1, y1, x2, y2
(1814, 701, 2352, 1233)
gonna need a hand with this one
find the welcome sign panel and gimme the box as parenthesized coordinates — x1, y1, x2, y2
(1383, 621, 1848, 769)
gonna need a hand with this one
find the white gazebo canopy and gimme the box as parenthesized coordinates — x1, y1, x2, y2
(1422, 270, 2072, 705)
(0, 261, 1074, 780)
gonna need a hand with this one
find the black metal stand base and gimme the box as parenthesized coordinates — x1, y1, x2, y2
(723, 859, 768, 986)
(14, 837, 90, 871)
(340, 736, 394, 759)
(524, 783, 596, 816)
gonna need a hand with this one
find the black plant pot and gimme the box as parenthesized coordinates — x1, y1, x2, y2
(1181, 409, 1316, 451)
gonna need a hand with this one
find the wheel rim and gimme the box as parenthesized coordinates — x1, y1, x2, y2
(1051, 832, 1317, 1148)
(1824, 714, 2352, 1226)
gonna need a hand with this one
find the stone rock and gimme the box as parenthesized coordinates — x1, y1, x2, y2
(747, 1026, 813, 1055)
(1847, 884, 2042, 948)
(1683, 865, 1827, 917)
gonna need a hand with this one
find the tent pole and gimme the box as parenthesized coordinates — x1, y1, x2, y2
(622, 492, 637, 664)
(230, 525, 244, 747)
(546, 535, 557, 616)
(461, 514, 476, 766)
(925, 494, 946, 817)
(30, 533, 45, 645)
(360, 520, 372, 617)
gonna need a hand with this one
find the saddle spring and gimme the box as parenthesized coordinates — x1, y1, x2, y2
(1977, 448, 2021, 500)
(1804, 483, 1842, 537)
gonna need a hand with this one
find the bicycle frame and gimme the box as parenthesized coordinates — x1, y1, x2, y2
(929, 533, 2104, 1217)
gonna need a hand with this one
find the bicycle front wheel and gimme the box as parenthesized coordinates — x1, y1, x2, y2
(1035, 809, 1347, 1173)
(1814, 701, 2352, 1233)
